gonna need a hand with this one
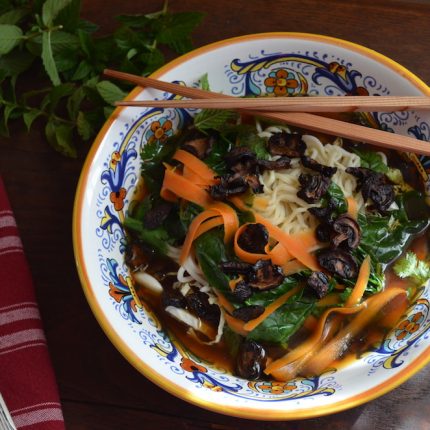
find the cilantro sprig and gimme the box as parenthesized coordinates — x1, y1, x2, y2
(394, 251, 430, 286)
(0, 0, 204, 157)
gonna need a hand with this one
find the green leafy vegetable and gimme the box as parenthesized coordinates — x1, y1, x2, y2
(353, 147, 388, 173)
(245, 276, 316, 345)
(322, 182, 348, 215)
(193, 109, 239, 133)
(394, 251, 430, 285)
(0, 0, 204, 156)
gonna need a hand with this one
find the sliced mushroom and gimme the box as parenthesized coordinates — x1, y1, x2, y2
(306, 271, 330, 299)
(181, 131, 214, 158)
(331, 214, 361, 249)
(185, 291, 221, 325)
(315, 222, 333, 243)
(162, 285, 187, 308)
(297, 173, 331, 204)
(232, 305, 265, 322)
(346, 166, 395, 213)
(219, 261, 253, 275)
(301, 155, 337, 178)
(268, 132, 306, 157)
(236, 339, 267, 380)
(237, 223, 269, 254)
(308, 199, 336, 222)
(317, 248, 358, 279)
(248, 260, 284, 290)
(209, 174, 249, 200)
(224, 146, 258, 174)
(143, 201, 173, 229)
(257, 156, 291, 172)
(232, 280, 253, 302)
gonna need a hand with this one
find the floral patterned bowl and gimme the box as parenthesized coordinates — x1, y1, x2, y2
(73, 33, 430, 420)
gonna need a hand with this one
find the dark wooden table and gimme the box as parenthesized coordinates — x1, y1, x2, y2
(2, 1, 430, 429)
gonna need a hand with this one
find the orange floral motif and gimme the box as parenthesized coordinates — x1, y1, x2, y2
(146, 118, 173, 145)
(110, 187, 127, 211)
(257, 381, 297, 394)
(264, 69, 299, 96)
(108, 274, 137, 312)
(395, 312, 424, 341)
(180, 357, 207, 373)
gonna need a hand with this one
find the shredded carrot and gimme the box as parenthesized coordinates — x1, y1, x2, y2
(179, 209, 218, 264)
(214, 290, 235, 314)
(224, 312, 249, 336)
(230, 197, 319, 269)
(345, 255, 371, 307)
(302, 314, 318, 331)
(303, 287, 407, 376)
(179, 202, 239, 264)
(182, 166, 214, 186)
(265, 303, 366, 377)
(173, 149, 217, 182)
(253, 196, 269, 210)
(228, 275, 244, 292)
(161, 168, 213, 207)
(233, 223, 273, 264)
(244, 286, 302, 331)
(347, 196, 358, 219)
(194, 216, 224, 239)
(316, 293, 341, 307)
(281, 259, 307, 276)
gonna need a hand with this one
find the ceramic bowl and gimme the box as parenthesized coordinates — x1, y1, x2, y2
(73, 33, 430, 420)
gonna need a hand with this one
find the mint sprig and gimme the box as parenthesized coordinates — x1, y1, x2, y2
(0, 0, 204, 157)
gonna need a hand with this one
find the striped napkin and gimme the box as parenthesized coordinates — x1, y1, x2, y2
(0, 177, 65, 430)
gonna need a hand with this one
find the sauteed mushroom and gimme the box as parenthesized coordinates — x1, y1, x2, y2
(143, 201, 173, 229)
(233, 305, 265, 322)
(268, 132, 306, 157)
(297, 173, 331, 204)
(331, 214, 361, 249)
(181, 130, 214, 158)
(233, 280, 253, 302)
(248, 260, 284, 290)
(236, 339, 267, 380)
(301, 155, 337, 178)
(257, 156, 291, 171)
(307, 271, 330, 298)
(317, 248, 358, 279)
(186, 291, 221, 325)
(209, 174, 249, 200)
(237, 223, 269, 254)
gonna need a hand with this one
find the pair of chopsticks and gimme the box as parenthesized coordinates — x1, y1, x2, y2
(103, 69, 430, 156)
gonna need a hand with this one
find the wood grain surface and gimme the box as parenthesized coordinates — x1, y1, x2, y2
(1, 1, 430, 429)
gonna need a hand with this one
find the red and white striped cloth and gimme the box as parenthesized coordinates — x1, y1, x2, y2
(0, 176, 65, 430)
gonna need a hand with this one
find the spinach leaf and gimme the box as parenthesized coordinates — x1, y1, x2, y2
(194, 228, 233, 296)
(353, 147, 388, 173)
(245, 275, 316, 345)
(358, 191, 429, 265)
(202, 132, 232, 175)
(322, 182, 348, 215)
(140, 133, 180, 194)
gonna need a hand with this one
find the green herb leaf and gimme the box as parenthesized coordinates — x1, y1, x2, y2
(23, 109, 43, 131)
(353, 147, 388, 173)
(42, 0, 72, 26)
(76, 110, 92, 139)
(193, 109, 238, 133)
(0, 24, 23, 54)
(41, 30, 61, 86)
(394, 252, 430, 285)
(0, 50, 34, 77)
(0, 8, 28, 25)
(96, 80, 127, 105)
(199, 73, 210, 91)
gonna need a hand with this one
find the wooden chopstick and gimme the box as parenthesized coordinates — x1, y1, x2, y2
(114, 96, 430, 112)
(103, 69, 430, 156)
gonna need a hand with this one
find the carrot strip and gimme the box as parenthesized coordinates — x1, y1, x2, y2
(173, 149, 217, 182)
(228, 275, 244, 292)
(182, 166, 213, 186)
(179, 209, 218, 264)
(281, 259, 307, 275)
(214, 290, 235, 314)
(347, 196, 358, 219)
(345, 255, 371, 307)
(264, 303, 366, 376)
(194, 216, 224, 239)
(233, 224, 272, 264)
(303, 287, 407, 376)
(231, 196, 320, 270)
(316, 293, 341, 307)
(224, 312, 249, 336)
(179, 202, 239, 264)
(161, 168, 213, 207)
(244, 286, 302, 331)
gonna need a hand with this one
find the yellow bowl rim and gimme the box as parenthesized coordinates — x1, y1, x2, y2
(72, 32, 430, 420)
